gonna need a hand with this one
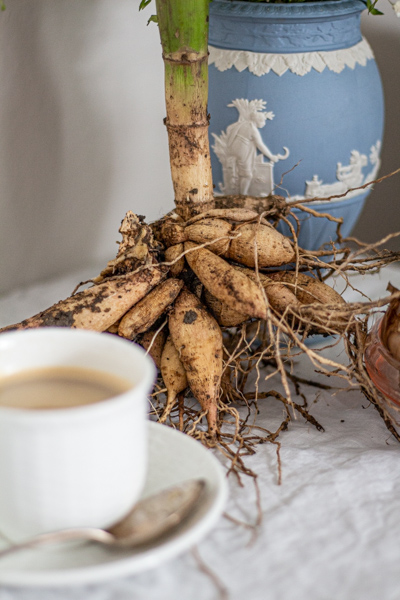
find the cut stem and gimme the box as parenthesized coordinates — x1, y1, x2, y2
(156, 0, 214, 220)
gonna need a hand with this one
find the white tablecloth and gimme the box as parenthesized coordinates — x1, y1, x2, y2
(0, 264, 400, 600)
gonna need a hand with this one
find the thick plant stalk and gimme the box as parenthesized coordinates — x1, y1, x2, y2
(156, 0, 214, 220)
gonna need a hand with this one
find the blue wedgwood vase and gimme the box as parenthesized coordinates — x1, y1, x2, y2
(208, 0, 384, 249)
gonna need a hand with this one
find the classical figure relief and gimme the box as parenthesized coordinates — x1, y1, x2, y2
(304, 142, 381, 199)
(212, 99, 290, 196)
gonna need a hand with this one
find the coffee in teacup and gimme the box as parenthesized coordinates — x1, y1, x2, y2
(0, 366, 131, 410)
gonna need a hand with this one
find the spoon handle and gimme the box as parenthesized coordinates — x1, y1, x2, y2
(0, 528, 116, 559)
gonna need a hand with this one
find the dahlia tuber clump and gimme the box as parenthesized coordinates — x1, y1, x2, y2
(2, 0, 400, 454)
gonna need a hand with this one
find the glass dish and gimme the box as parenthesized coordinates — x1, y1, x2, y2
(364, 317, 400, 407)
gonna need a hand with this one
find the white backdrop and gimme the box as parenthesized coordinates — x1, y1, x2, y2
(0, 0, 399, 297)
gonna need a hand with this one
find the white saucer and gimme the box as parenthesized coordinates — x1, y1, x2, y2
(0, 421, 228, 588)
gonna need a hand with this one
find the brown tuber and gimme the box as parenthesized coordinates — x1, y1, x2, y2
(139, 328, 167, 370)
(0, 267, 167, 334)
(165, 243, 185, 277)
(204, 289, 248, 327)
(184, 218, 232, 255)
(184, 241, 268, 320)
(168, 287, 223, 436)
(118, 278, 183, 339)
(160, 335, 188, 423)
(228, 222, 295, 268)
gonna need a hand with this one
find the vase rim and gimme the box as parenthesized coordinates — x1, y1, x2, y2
(209, 0, 367, 19)
(209, 0, 366, 52)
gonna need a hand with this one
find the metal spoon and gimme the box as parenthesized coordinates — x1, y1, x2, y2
(0, 479, 206, 559)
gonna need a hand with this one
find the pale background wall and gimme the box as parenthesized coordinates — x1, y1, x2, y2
(0, 0, 399, 297)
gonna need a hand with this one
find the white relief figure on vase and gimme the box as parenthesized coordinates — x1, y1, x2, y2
(365, 141, 382, 184)
(303, 141, 381, 201)
(212, 99, 290, 196)
(337, 150, 368, 189)
(304, 150, 368, 198)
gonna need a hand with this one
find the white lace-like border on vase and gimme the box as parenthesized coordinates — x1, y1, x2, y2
(209, 38, 374, 76)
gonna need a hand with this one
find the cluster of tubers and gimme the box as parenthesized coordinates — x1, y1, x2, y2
(2, 0, 399, 451)
(1, 207, 348, 438)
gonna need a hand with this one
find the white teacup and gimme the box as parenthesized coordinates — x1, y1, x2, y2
(0, 328, 155, 542)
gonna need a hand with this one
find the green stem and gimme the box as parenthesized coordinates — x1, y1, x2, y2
(155, 0, 214, 220)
